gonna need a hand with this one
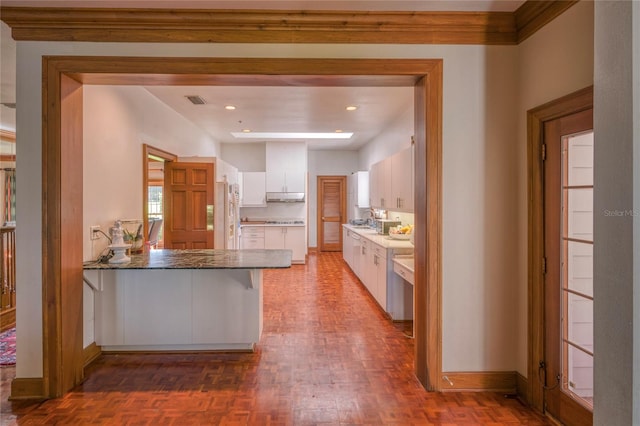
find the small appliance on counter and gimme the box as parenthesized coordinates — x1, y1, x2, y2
(376, 219, 401, 235)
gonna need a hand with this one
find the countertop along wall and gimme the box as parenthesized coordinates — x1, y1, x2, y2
(13, 19, 589, 380)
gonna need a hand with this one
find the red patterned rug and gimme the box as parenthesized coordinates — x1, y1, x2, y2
(0, 327, 16, 366)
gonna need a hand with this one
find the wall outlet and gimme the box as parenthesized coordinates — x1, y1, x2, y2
(90, 225, 101, 240)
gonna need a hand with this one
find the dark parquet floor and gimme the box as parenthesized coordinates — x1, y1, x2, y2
(1, 252, 551, 425)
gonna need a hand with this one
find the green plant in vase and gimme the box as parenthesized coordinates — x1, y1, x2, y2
(123, 224, 144, 253)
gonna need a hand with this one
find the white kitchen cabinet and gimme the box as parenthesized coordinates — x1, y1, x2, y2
(265, 142, 307, 193)
(265, 226, 306, 264)
(349, 232, 363, 279)
(266, 170, 306, 193)
(390, 147, 413, 212)
(369, 158, 392, 209)
(372, 243, 388, 309)
(240, 226, 265, 249)
(369, 146, 413, 212)
(361, 240, 387, 309)
(240, 172, 266, 207)
(342, 228, 353, 266)
(357, 238, 370, 284)
(347, 171, 370, 222)
(342, 225, 413, 320)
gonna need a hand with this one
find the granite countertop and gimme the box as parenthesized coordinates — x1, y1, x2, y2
(83, 249, 292, 270)
(342, 224, 415, 249)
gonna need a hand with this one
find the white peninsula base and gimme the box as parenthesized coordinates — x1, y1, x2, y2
(84, 269, 263, 352)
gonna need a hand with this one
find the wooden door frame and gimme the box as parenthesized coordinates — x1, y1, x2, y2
(142, 144, 177, 246)
(37, 56, 442, 398)
(527, 85, 593, 411)
(316, 175, 347, 252)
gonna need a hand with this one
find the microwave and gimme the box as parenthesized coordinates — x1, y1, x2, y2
(376, 219, 401, 235)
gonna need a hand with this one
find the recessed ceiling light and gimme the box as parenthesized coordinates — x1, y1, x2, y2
(224, 105, 236, 110)
(345, 105, 358, 111)
(242, 129, 251, 133)
(231, 132, 353, 139)
(335, 129, 343, 133)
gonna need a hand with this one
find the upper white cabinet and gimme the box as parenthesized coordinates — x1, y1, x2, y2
(390, 147, 413, 211)
(369, 157, 392, 209)
(239, 172, 266, 207)
(348, 171, 370, 208)
(369, 146, 413, 212)
(265, 142, 307, 193)
(266, 170, 306, 193)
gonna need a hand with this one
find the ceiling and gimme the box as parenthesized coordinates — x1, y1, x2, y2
(0, 1, 525, 151)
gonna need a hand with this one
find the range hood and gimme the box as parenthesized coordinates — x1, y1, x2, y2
(266, 192, 305, 203)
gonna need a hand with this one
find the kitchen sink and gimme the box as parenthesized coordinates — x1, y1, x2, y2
(351, 225, 371, 229)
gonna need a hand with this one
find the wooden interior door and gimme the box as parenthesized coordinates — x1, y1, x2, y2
(164, 162, 215, 249)
(542, 108, 593, 425)
(317, 176, 346, 252)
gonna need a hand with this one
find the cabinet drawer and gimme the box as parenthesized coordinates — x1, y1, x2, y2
(241, 227, 265, 238)
(241, 238, 265, 249)
(393, 261, 414, 285)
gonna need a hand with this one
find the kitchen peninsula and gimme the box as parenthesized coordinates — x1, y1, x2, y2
(83, 249, 291, 352)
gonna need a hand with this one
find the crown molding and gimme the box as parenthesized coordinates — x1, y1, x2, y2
(0, 1, 578, 45)
(515, 0, 579, 43)
(1, 7, 518, 44)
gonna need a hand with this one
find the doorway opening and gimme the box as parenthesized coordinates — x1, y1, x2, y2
(317, 175, 346, 252)
(142, 144, 177, 249)
(527, 86, 593, 425)
(38, 57, 442, 398)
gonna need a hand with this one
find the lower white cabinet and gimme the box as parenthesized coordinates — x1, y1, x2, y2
(265, 226, 306, 264)
(342, 229, 354, 266)
(362, 241, 387, 309)
(342, 225, 413, 320)
(371, 243, 388, 309)
(240, 226, 265, 249)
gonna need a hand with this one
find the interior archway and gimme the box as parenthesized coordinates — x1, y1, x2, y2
(41, 57, 442, 397)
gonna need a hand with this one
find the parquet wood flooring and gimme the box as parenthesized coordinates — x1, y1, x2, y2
(1, 252, 550, 425)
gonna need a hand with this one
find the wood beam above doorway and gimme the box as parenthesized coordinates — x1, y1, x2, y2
(1, 1, 578, 45)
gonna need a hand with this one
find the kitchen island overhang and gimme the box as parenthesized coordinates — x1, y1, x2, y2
(83, 249, 292, 352)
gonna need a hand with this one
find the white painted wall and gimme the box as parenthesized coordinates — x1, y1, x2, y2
(515, 0, 594, 376)
(358, 103, 413, 170)
(220, 142, 265, 172)
(307, 149, 359, 247)
(83, 85, 220, 262)
(13, 13, 594, 379)
(593, 1, 639, 424)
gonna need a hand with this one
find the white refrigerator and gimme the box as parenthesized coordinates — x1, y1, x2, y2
(214, 182, 240, 249)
